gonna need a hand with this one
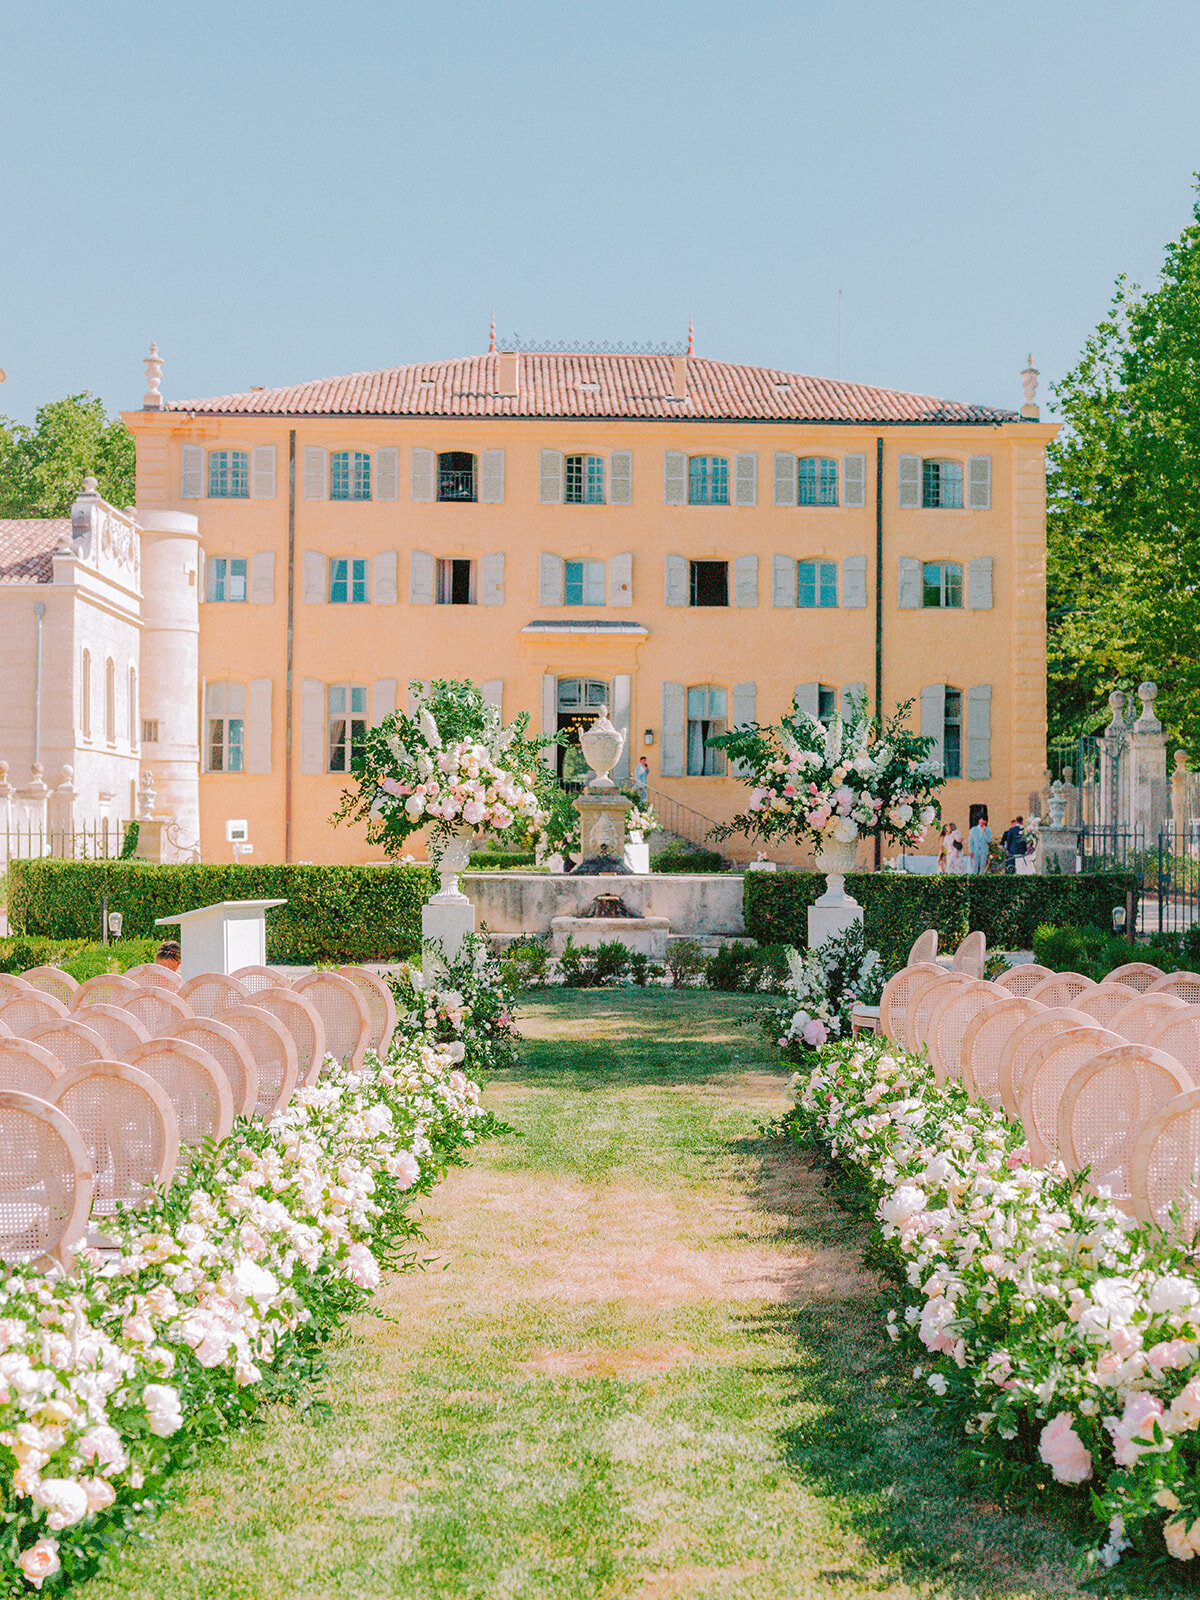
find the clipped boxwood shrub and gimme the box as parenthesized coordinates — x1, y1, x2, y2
(743, 868, 1139, 968)
(8, 860, 435, 964)
(467, 850, 537, 870)
(650, 846, 728, 873)
(1031, 923, 1163, 982)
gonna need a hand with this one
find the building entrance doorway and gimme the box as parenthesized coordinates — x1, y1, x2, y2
(556, 678, 609, 786)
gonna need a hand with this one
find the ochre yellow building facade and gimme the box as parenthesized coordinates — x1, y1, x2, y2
(125, 350, 1055, 865)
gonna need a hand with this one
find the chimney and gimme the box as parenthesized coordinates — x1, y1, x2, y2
(670, 353, 689, 401)
(496, 350, 519, 398)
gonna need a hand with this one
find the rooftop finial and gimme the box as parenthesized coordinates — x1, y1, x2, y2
(143, 341, 163, 410)
(488, 311, 496, 354)
(1021, 352, 1039, 419)
(686, 316, 694, 357)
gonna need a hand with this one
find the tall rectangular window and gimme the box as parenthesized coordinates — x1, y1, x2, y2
(564, 455, 605, 504)
(922, 561, 964, 608)
(206, 557, 248, 602)
(564, 559, 606, 605)
(330, 450, 372, 500)
(686, 685, 728, 775)
(688, 456, 729, 505)
(922, 459, 964, 509)
(944, 687, 963, 778)
(208, 451, 250, 498)
(817, 685, 838, 722)
(436, 558, 475, 604)
(797, 559, 838, 607)
(688, 560, 728, 607)
(207, 714, 245, 772)
(329, 557, 369, 603)
(797, 457, 838, 506)
(327, 684, 368, 772)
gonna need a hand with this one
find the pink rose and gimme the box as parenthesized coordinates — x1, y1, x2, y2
(1110, 1392, 1167, 1466)
(919, 1297, 956, 1354)
(16, 1540, 60, 1590)
(347, 1243, 380, 1289)
(1038, 1412, 1092, 1483)
(1147, 1340, 1197, 1371)
(802, 1019, 828, 1047)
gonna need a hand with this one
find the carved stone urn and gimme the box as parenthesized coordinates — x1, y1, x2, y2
(579, 705, 625, 791)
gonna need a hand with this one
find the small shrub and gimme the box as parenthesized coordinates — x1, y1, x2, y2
(467, 850, 538, 870)
(592, 940, 632, 984)
(650, 845, 727, 874)
(0, 936, 157, 978)
(501, 934, 550, 989)
(1031, 922, 1165, 982)
(666, 939, 707, 988)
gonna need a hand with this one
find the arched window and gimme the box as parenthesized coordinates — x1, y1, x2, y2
(104, 658, 116, 744)
(327, 683, 369, 772)
(797, 559, 838, 608)
(128, 667, 138, 746)
(564, 455, 605, 504)
(330, 450, 372, 500)
(686, 685, 727, 776)
(922, 458, 963, 509)
(688, 456, 729, 505)
(922, 561, 963, 608)
(437, 452, 477, 502)
(798, 457, 838, 506)
(80, 650, 91, 737)
(208, 450, 250, 498)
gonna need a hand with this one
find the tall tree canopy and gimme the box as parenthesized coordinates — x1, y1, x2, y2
(1048, 188, 1200, 760)
(0, 393, 135, 518)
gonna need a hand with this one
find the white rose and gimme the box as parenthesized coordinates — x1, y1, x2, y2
(142, 1383, 184, 1437)
(33, 1479, 89, 1531)
(1150, 1275, 1200, 1316)
(880, 1185, 926, 1226)
(229, 1259, 280, 1304)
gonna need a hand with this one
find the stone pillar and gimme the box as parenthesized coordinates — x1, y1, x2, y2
(137, 512, 201, 860)
(1171, 751, 1190, 839)
(1098, 692, 1131, 830)
(1126, 682, 1169, 841)
(47, 767, 77, 856)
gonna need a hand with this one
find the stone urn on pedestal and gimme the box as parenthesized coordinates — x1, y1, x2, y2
(807, 835, 864, 948)
(571, 706, 633, 874)
(422, 824, 477, 968)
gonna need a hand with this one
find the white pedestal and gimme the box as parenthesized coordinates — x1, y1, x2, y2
(422, 896, 476, 969)
(807, 871, 864, 950)
(624, 840, 650, 873)
(155, 898, 286, 979)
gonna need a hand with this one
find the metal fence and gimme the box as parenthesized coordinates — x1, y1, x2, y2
(1, 820, 136, 865)
(1078, 824, 1200, 934)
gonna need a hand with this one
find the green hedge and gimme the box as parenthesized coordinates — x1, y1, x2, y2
(743, 870, 1139, 969)
(650, 847, 728, 873)
(0, 937, 158, 980)
(467, 850, 537, 870)
(7, 860, 435, 964)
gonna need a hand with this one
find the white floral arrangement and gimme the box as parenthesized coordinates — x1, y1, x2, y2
(764, 924, 883, 1058)
(710, 698, 943, 854)
(790, 1034, 1200, 1569)
(333, 679, 547, 857)
(0, 1036, 491, 1590)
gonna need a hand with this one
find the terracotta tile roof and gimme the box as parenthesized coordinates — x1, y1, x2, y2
(167, 354, 1020, 426)
(0, 519, 68, 584)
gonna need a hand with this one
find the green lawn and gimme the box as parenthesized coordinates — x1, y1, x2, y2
(75, 990, 1165, 1599)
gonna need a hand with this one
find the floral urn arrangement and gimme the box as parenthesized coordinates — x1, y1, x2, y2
(332, 679, 550, 891)
(709, 695, 943, 869)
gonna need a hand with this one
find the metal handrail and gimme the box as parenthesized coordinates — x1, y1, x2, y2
(643, 785, 752, 857)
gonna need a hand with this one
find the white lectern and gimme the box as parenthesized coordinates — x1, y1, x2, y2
(155, 899, 286, 979)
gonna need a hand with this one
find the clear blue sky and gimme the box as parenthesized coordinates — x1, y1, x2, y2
(2, 0, 1198, 426)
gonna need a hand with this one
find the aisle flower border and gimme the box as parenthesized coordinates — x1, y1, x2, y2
(0, 1033, 498, 1593)
(785, 1034, 1200, 1570)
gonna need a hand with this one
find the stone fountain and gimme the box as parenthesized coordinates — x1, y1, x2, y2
(550, 705, 670, 956)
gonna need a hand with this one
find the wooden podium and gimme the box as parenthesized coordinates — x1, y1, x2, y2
(155, 899, 286, 979)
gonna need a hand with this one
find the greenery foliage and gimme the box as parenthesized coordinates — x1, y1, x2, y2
(703, 941, 791, 993)
(1031, 922, 1165, 981)
(389, 934, 524, 1076)
(555, 937, 660, 988)
(761, 923, 885, 1061)
(0, 936, 157, 979)
(648, 844, 727, 873)
(7, 859, 434, 963)
(466, 849, 538, 870)
(1047, 189, 1200, 753)
(0, 393, 135, 517)
(743, 869, 1139, 967)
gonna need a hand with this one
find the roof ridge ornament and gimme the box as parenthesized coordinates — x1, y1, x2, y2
(1021, 352, 1039, 419)
(143, 342, 163, 410)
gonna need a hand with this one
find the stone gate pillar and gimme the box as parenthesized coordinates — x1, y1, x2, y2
(1127, 682, 1169, 840)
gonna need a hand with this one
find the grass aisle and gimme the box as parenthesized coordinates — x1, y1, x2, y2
(81, 991, 1101, 1600)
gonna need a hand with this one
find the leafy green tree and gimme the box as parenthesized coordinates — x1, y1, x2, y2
(0, 393, 135, 517)
(1048, 188, 1200, 759)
